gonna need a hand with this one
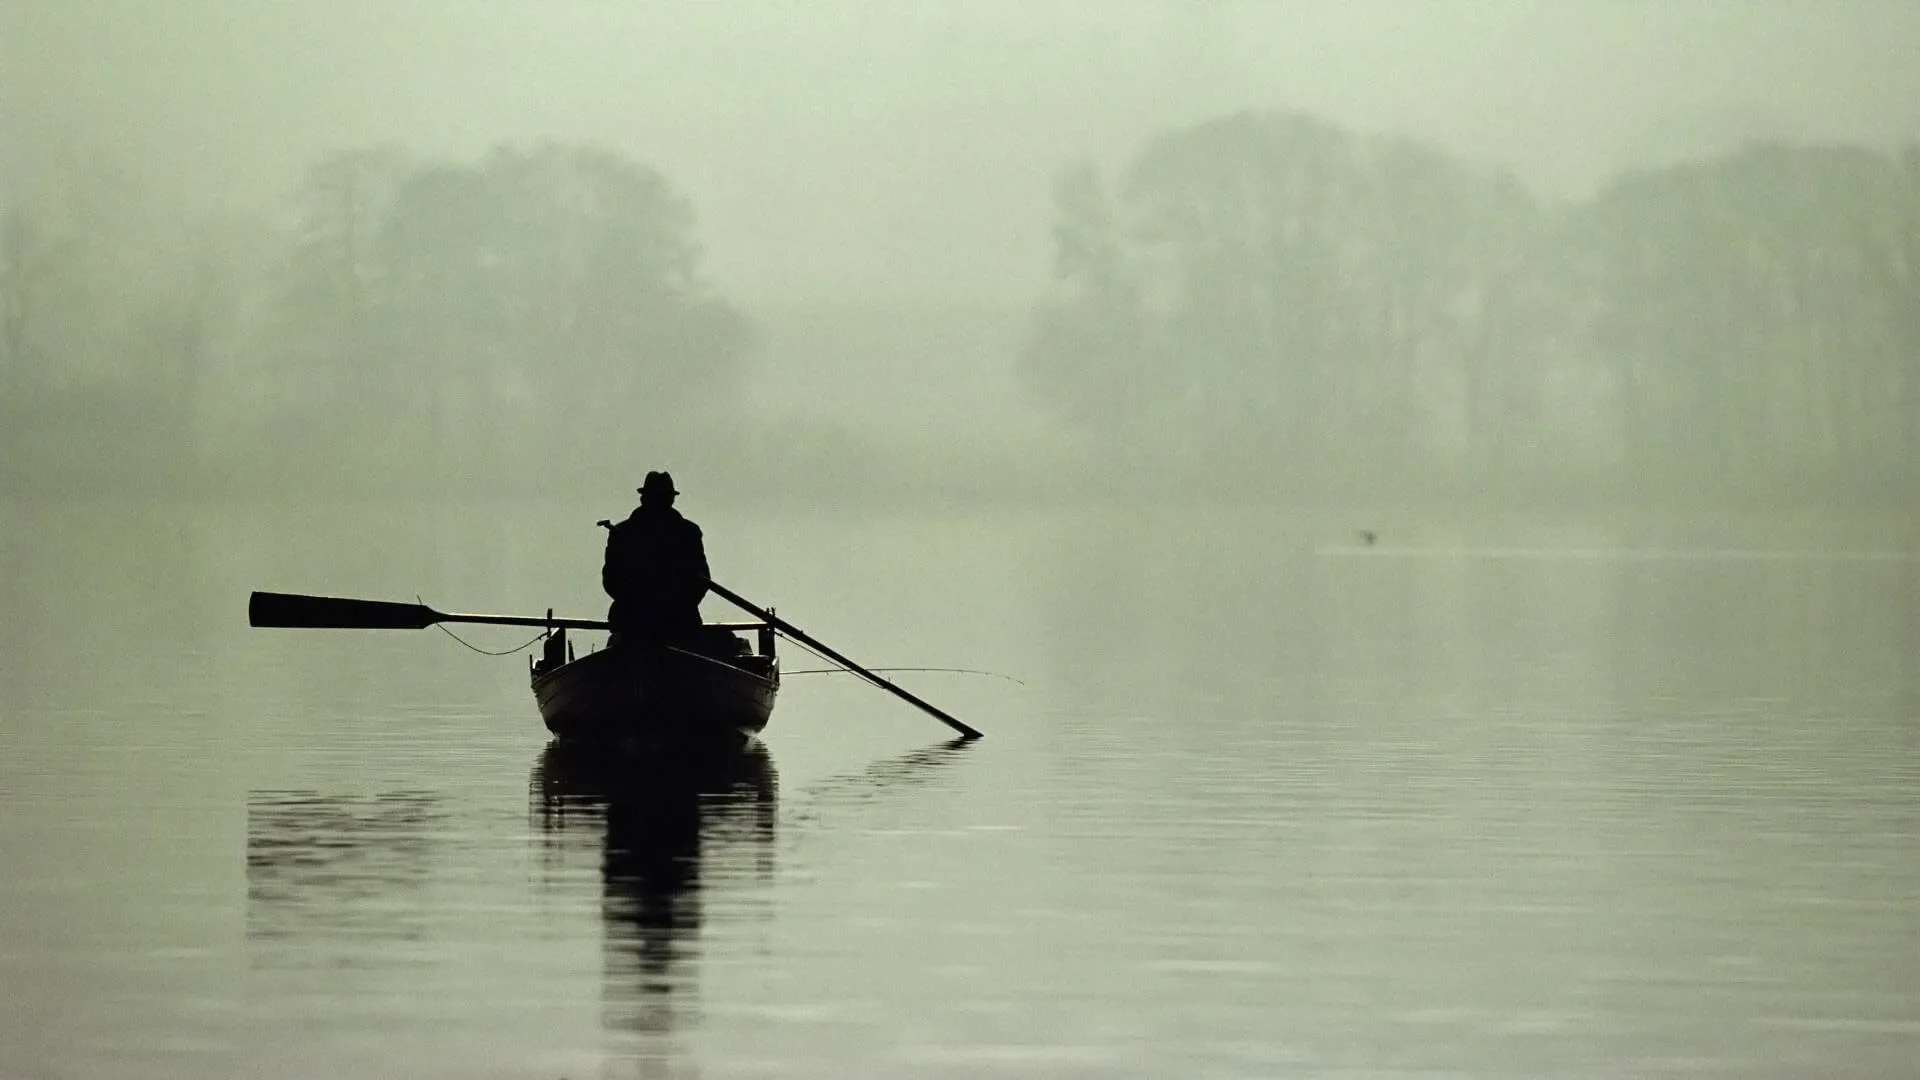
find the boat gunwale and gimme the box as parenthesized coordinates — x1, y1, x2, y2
(530, 637, 780, 694)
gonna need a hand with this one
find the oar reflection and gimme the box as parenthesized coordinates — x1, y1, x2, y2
(246, 789, 444, 946)
(794, 736, 980, 804)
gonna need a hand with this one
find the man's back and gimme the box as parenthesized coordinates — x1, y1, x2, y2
(602, 502, 709, 637)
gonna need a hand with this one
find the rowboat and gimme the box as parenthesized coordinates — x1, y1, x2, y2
(529, 622, 780, 746)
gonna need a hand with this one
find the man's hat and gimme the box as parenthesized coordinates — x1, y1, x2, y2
(639, 471, 677, 498)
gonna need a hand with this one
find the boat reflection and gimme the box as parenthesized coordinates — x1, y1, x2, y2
(530, 736, 979, 1071)
(531, 739, 777, 1067)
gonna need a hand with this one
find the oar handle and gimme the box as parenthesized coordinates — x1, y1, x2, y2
(707, 581, 984, 740)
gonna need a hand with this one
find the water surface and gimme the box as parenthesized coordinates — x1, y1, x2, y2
(1, 499, 1915, 1078)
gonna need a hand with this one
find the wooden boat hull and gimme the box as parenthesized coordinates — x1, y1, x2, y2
(532, 642, 778, 746)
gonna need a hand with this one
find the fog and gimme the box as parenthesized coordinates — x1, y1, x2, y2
(5, 1, 1920, 507)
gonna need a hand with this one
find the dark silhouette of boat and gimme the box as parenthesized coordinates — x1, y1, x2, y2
(529, 622, 780, 746)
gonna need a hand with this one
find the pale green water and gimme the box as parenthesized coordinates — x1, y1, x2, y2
(1, 499, 1915, 1078)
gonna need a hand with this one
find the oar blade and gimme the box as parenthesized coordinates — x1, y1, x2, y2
(249, 591, 440, 630)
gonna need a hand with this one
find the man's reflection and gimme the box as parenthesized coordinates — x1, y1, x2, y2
(531, 740, 777, 1063)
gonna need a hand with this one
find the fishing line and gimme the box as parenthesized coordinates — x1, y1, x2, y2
(775, 630, 1023, 684)
(778, 630, 840, 670)
(418, 596, 549, 656)
(413, 600, 1019, 677)
(783, 666, 1025, 684)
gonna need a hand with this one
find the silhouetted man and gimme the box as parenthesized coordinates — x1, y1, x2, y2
(602, 471, 709, 646)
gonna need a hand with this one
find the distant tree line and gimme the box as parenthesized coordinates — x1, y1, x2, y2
(2, 141, 749, 495)
(1025, 111, 1920, 499)
(8, 117, 1918, 505)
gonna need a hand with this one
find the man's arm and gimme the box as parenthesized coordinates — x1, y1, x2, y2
(600, 522, 625, 599)
(685, 522, 711, 603)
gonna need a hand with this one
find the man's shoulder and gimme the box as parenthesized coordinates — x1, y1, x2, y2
(624, 506, 701, 534)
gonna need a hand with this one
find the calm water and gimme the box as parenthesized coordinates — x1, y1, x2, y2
(1, 499, 1916, 1079)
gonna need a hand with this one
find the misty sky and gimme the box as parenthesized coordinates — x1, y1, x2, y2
(5, 1, 1919, 307)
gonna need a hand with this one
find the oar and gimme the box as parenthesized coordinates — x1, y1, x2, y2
(706, 580, 984, 741)
(248, 590, 610, 632)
